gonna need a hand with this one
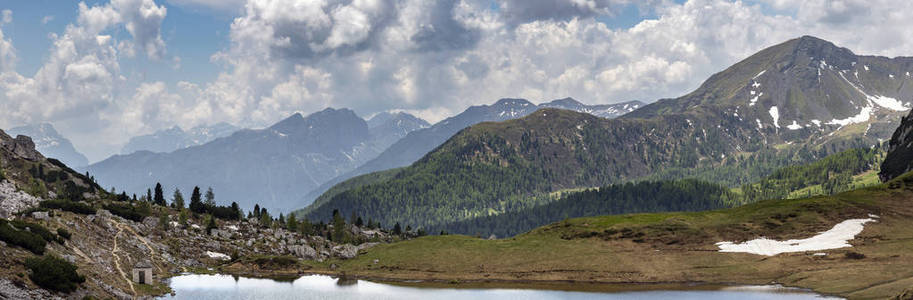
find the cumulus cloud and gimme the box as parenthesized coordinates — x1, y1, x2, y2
(7, 0, 913, 163)
(0, 10, 14, 72)
(0, 0, 168, 160)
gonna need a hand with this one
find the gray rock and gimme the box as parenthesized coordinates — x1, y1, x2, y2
(31, 211, 49, 220)
(357, 242, 379, 252)
(143, 216, 159, 229)
(331, 244, 358, 259)
(289, 244, 317, 260)
(0, 180, 42, 219)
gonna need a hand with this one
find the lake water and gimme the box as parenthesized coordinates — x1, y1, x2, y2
(160, 274, 839, 300)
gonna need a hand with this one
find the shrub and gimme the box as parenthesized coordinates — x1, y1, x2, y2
(25, 255, 86, 293)
(103, 203, 149, 222)
(845, 251, 866, 259)
(57, 228, 71, 240)
(0, 220, 47, 254)
(39, 200, 96, 215)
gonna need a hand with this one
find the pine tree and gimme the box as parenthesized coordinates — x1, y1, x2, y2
(173, 188, 185, 209)
(393, 222, 402, 236)
(146, 189, 152, 203)
(204, 187, 216, 208)
(231, 202, 242, 219)
(286, 213, 298, 232)
(189, 186, 204, 214)
(332, 209, 346, 242)
(253, 204, 261, 219)
(153, 183, 165, 206)
(206, 215, 217, 234)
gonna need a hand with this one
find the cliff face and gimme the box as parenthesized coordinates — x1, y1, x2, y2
(881, 111, 913, 181)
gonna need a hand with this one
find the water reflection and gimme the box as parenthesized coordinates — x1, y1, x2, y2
(160, 274, 839, 300)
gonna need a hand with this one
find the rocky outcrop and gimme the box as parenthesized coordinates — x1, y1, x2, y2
(0, 130, 44, 162)
(0, 279, 63, 300)
(331, 244, 358, 259)
(881, 110, 913, 181)
(0, 180, 41, 219)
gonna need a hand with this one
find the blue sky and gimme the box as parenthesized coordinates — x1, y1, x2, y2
(0, 0, 911, 162)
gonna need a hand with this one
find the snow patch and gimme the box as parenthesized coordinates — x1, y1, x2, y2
(864, 65, 869, 71)
(811, 120, 821, 127)
(769, 106, 780, 129)
(756, 119, 763, 129)
(869, 95, 909, 111)
(753, 70, 766, 79)
(205, 251, 231, 260)
(827, 105, 872, 126)
(716, 218, 876, 256)
(786, 121, 802, 130)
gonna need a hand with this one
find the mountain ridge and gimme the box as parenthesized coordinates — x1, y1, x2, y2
(303, 36, 913, 230)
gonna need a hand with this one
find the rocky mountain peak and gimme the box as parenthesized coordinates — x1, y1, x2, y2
(0, 129, 44, 162)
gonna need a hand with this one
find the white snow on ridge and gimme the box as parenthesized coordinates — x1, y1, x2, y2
(811, 120, 821, 127)
(769, 106, 780, 129)
(716, 218, 876, 256)
(786, 121, 803, 130)
(828, 105, 872, 126)
(753, 70, 766, 79)
(869, 95, 909, 111)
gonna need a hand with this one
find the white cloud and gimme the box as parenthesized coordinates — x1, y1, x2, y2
(0, 0, 168, 161)
(0, 10, 15, 72)
(41, 15, 55, 25)
(8, 0, 913, 162)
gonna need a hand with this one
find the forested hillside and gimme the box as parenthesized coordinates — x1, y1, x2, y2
(304, 36, 911, 231)
(437, 180, 737, 238)
(741, 147, 883, 202)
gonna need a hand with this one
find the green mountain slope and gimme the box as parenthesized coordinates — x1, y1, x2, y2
(331, 173, 913, 299)
(305, 108, 765, 229)
(305, 36, 913, 230)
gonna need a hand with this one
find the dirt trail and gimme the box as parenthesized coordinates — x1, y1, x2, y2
(109, 223, 137, 298)
(54, 219, 94, 263)
(117, 222, 164, 273)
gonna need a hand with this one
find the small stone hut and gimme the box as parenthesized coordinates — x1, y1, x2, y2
(132, 262, 153, 284)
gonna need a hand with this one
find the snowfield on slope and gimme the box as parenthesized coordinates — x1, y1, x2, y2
(716, 217, 876, 256)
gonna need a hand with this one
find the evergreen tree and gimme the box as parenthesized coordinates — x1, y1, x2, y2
(206, 215, 217, 234)
(286, 213, 298, 232)
(355, 217, 364, 227)
(278, 213, 285, 225)
(153, 183, 165, 206)
(189, 186, 204, 214)
(332, 209, 346, 242)
(173, 188, 185, 209)
(231, 202, 242, 219)
(146, 189, 152, 203)
(204, 187, 216, 208)
(253, 204, 261, 219)
(393, 222, 402, 236)
(259, 208, 271, 227)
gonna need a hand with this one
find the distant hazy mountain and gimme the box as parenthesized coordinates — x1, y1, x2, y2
(120, 123, 239, 154)
(300, 98, 639, 206)
(87, 109, 428, 212)
(6, 123, 89, 168)
(303, 36, 913, 230)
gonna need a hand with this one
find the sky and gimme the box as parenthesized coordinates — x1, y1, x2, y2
(2, 0, 913, 163)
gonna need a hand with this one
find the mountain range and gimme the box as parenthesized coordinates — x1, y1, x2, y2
(85, 109, 429, 211)
(120, 123, 239, 155)
(300, 98, 643, 205)
(302, 36, 913, 231)
(5, 123, 89, 168)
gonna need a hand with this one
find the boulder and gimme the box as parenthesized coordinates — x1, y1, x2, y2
(31, 211, 49, 220)
(331, 244, 358, 259)
(288, 244, 317, 260)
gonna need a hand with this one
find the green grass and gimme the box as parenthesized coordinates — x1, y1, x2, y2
(331, 175, 913, 299)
